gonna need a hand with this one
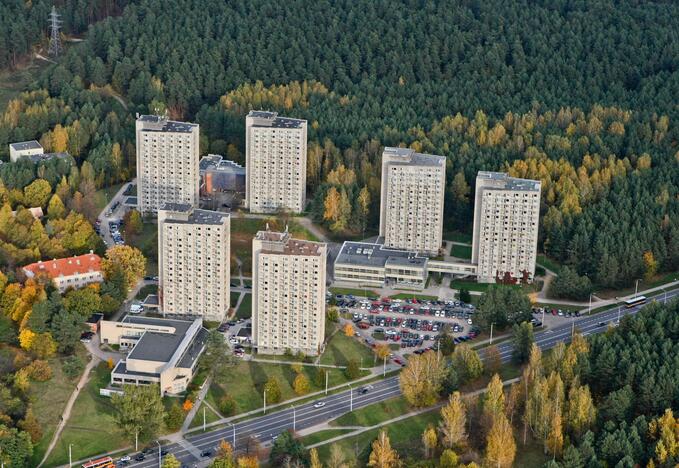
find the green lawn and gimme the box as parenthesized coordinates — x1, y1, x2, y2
(206, 360, 365, 417)
(536, 254, 562, 274)
(443, 230, 472, 244)
(320, 328, 375, 367)
(135, 284, 158, 300)
(450, 244, 472, 259)
(330, 396, 412, 427)
(126, 222, 158, 276)
(313, 409, 440, 462)
(596, 271, 679, 299)
(28, 348, 89, 465)
(329, 287, 379, 298)
(230, 217, 317, 275)
(389, 293, 438, 301)
(236, 293, 252, 319)
(189, 403, 222, 429)
(94, 183, 126, 212)
(450, 280, 541, 293)
(299, 429, 355, 447)
(44, 363, 129, 467)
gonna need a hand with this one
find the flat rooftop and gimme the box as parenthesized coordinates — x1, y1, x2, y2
(137, 115, 197, 133)
(256, 230, 324, 256)
(125, 316, 194, 363)
(335, 241, 428, 268)
(177, 328, 209, 369)
(160, 204, 229, 225)
(247, 110, 305, 129)
(10, 140, 42, 151)
(383, 147, 445, 167)
(112, 361, 159, 378)
(477, 171, 541, 192)
(199, 154, 245, 174)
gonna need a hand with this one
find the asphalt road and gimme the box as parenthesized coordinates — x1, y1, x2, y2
(111, 290, 678, 468)
(126, 377, 401, 467)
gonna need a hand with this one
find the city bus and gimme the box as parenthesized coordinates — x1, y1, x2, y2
(82, 456, 115, 468)
(624, 296, 647, 308)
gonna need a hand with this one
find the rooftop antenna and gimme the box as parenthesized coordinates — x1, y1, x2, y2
(265, 222, 270, 231)
(285, 224, 289, 233)
(47, 6, 63, 58)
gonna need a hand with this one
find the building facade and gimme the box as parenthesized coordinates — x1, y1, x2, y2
(158, 204, 230, 322)
(9, 141, 43, 162)
(334, 241, 477, 289)
(472, 171, 541, 283)
(252, 230, 326, 355)
(136, 115, 200, 215)
(101, 316, 208, 395)
(22, 252, 103, 293)
(379, 147, 446, 255)
(245, 111, 307, 214)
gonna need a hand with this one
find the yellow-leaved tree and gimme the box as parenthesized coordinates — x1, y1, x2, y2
(368, 430, 399, 468)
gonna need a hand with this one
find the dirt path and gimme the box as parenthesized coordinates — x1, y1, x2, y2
(39, 356, 101, 467)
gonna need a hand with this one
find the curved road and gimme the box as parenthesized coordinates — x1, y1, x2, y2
(79, 290, 678, 468)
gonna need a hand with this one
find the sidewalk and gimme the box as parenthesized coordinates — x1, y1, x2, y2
(39, 355, 101, 467)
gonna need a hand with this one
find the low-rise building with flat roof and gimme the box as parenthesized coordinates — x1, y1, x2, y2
(9, 141, 43, 162)
(100, 316, 208, 395)
(333, 241, 477, 289)
(22, 252, 103, 293)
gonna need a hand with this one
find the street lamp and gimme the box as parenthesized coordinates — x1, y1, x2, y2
(325, 370, 329, 395)
(489, 322, 495, 344)
(155, 440, 161, 468)
(263, 389, 268, 414)
(68, 444, 73, 468)
(347, 383, 353, 412)
(292, 405, 297, 432)
(588, 292, 596, 315)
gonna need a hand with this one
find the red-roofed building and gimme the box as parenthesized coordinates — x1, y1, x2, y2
(23, 252, 104, 293)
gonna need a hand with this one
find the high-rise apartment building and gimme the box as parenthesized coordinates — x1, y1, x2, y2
(245, 111, 307, 214)
(379, 147, 446, 255)
(472, 171, 541, 283)
(158, 204, 230, 322)
(136, 115, 200, 215)
(252, 230, 327, 356)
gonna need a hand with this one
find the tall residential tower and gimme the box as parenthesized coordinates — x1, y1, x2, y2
(472, 171, 541, 283)
(379, 147, 446, 255)
(158, 204, 230, 322)
(245, 111, 307, 214)
(136, 115, 200, 215)
(252, 230, 326, 356)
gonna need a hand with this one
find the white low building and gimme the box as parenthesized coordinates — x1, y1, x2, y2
(100, 316, 208, 395)
(22, 252, 103, 293)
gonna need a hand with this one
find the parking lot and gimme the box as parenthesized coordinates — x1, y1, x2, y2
(335, 295, 481, 352)
(334, 294, 580, 354)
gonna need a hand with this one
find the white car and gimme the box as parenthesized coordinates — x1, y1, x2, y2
(229, 337, 239, 344)
(119, 456, 131, 463)
(313, 401, 326, 408)
(467, 318, 473, 325)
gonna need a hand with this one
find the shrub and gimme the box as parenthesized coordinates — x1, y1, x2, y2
(27, 359, 52, 381)
(219, 394, 237, 416)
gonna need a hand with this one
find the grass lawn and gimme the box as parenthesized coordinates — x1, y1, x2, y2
(596, 271, 679, 299)
(126, 222, 158, 276)
(135, 284, 158, 300)
(206, 360, 366, 417)
(389, 293, 438, 301)
(94, 183, 126, 212)
(450, 280, 541, 294)
(313, 409, 439, 462)
(299, 429, 355, 447)
(330, 396, 412, 427)
(443, 230, 472, 244)
(450, 244, 472, 259)
(230, 291, 240, 305)
(329, 287, 379, 298)
(320, 329, 375, 367)
(28, 347, 89, 465)
(44, 363, 129, 467)
(230, 217, 317, 275)
(236, 293, 252, 319)
(189, 403, 222, 429)
(536, 254, 562, 274)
